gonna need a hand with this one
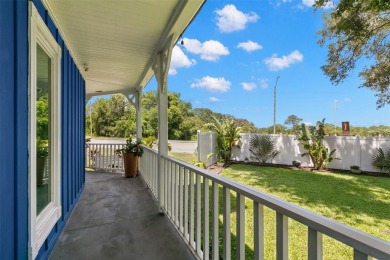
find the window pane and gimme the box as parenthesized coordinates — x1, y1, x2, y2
(36, 44, 51, 215)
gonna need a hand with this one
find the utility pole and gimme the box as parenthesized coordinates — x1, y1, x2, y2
(273, 76, 280, 134)
(333, 99, 338, 135)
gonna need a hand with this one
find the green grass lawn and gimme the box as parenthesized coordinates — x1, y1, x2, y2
(169, 152, 197, 164)
(219, 164, 390, 259)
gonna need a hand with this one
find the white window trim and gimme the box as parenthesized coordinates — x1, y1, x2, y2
(29, 3, 62, 258)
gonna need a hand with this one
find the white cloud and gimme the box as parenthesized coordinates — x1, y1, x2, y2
(215, 4, 259, 33)
(169, 46, 196, 75)
(241, 82, 257, 91)
(265, 50, 303, 71)
(237, 40, 263, 52)
(302, 0, 334, 9)
(259, 79, 269, 89)
(183, 38, 229, 62)
(191, 76, 231, 93)
(209, 97, 220, 102)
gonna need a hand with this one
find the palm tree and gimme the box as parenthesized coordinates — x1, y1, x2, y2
(205, 116, 242, 166)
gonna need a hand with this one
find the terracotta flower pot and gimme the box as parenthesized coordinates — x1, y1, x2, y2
(123, 153, 138, 177)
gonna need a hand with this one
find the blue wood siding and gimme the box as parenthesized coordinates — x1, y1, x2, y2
(33, 1, 86, 259)
(0, 0, 86, 259)
(0, 1, 29, 259)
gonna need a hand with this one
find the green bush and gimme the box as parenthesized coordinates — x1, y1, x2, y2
(372, 148, 390, 175)
(249, 135, 279, 165)
(297, 119, 339, 170)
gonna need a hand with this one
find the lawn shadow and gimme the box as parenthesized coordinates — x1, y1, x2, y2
(224, 164, 390, 223)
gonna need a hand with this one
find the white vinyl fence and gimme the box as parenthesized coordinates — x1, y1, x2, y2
(198, 133, 390, 172)
(197, 131, 218, 167)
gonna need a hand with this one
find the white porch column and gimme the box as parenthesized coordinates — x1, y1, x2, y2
(153, 39, 173, 212)
(135, 90, 142, 140)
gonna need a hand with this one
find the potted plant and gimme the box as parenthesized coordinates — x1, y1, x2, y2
(350, 165, 361, 174)
(37, 140, 48, 185)
(116, 138, 143, 178)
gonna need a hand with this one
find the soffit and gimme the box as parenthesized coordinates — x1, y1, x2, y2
(42, 0, 205, 97)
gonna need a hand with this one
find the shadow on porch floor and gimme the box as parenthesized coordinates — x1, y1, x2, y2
(50, 172, 195, 260)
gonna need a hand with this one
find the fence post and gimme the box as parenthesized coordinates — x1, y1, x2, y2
(197, 130, 201, 163)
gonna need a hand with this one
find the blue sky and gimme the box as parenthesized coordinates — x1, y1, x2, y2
(144, 0, 390, 128)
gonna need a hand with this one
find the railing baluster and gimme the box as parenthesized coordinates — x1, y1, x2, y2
(254, 201, 264, 260)
(98, 144, 102, 169)
(196, 174, 201, 256)
(170, 161, 174, 217)
(212, 181, 219, 260)
(164, 157, 168, 212)
(223, 187, 231, 260)
(203, 177, 210, 260)
(354, 249, 372, 260)
(276, 212, 288, 260)
(236, 193, 245, 260)
(189, 170, 195, 249)
(179, 166, 184, 232)
(109, 144, 112, 171)
(175, 164, 179, 225)
(184, 168, 189, 240)
(308, 228, 323, 260)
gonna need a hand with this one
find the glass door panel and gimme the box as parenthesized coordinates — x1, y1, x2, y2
(36, 44, 51, 215)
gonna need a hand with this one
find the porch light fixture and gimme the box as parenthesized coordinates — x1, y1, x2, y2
(83, 64, 89, 72)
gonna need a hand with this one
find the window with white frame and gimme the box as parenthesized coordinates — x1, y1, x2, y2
(29, 3, 61, 258)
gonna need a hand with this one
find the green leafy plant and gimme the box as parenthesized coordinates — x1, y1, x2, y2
(249, 135, 279, 165)
(297, 119, 339, 170)
(350, 165, 360, 170)
(205, 117, 242, 166)
(142, 136, 156, 148)
(37, 139, 48, 157)
(116, 138, 144, 157)
(372, 148, 390, 175)
(193, 153, 214, 169)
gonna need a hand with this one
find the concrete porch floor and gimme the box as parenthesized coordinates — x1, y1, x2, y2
(50, 172, 196, 260)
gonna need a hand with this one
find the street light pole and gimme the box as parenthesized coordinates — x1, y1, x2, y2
(333, 100, 338, 135)
(273, 76, 280, 134)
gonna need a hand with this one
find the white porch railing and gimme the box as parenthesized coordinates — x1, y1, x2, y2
(85, 143, 125, 171)
(139, 146, 390, 260)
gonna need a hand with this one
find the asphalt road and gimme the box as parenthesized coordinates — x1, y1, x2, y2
(89, 138, 197, 154)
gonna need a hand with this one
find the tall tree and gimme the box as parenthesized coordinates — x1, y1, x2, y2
(284, 115, 303, 133)
(316, 0, 390, 108)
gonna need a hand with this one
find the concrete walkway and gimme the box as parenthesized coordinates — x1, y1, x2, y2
(50, 172, 196, 260)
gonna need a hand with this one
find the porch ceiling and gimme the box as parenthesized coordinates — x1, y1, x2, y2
(42, 0, 205, 97)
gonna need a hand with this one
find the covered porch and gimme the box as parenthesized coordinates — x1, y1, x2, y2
(39, 0, 390, 259)
(50, 171, 195, 259)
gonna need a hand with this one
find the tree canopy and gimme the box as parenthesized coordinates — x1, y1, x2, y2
(315, 0, 390, 108)
(284, 115, 303, 133)
(86, 92, 390, 139)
